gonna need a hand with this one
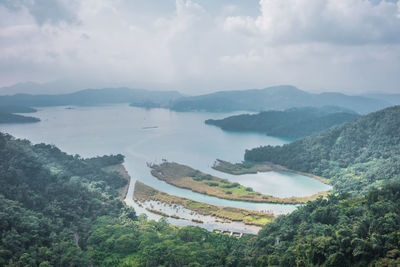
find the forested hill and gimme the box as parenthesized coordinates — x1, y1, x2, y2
(245, 105, 400, 195)
(205, 106, 360, 138)
(0, 133, 239, 266)
(0, 132, 131, 265)
(170, 85, 389, 114)
(245, 182, 400, 266)
(1, 132, 399, 266)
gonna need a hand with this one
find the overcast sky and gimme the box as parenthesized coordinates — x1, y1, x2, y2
(0, 0, 400, 94)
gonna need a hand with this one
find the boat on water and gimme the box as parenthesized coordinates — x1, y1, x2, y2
(142, 126, 158, 129)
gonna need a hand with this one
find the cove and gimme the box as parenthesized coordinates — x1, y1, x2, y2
(0, 104, 331, 231)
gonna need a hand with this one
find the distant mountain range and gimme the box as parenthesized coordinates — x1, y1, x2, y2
(0, 83, 398, 114)
(0, 81, 77, 95)
(170, 85, 392, 114)
(0, 79, 176, 95)
(362, 93, 400, 106)
(205, 106, 360, 138)
(0, 105, 37, 113)
(0, 87, 183, 107)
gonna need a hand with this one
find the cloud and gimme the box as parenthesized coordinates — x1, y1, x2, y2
(0, 0, 399, 94)
(0, 0, 78, 25)
(224, 0, 400, 45)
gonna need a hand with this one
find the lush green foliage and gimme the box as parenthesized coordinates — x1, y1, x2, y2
(245, 106, 400, 195)
(0, 133, 238, 266)
(241, 182, 400, 267)
(206, 106, 360, 138)
(0, 133, 131, 266)
(2, 101, 400, 267)
(87, 217, 237, 266)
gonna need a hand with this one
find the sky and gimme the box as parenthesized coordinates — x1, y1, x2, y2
(0, 0, 400, 94)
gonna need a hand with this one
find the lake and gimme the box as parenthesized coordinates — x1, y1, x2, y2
(0, 104, 331, 233)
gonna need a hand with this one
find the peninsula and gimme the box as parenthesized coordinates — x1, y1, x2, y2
(150, 162, 327, 204)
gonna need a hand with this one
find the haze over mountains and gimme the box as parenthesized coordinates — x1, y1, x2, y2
(0, 88, 183, 108)
(2, 0, 400, 265)
(362, 93, 400, 106)
(0, 83, 398, 115)
(170, 85, 392, 114)
(0, 80, 176, 96)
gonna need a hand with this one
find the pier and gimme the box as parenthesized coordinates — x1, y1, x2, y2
(213, 229, 244, 237)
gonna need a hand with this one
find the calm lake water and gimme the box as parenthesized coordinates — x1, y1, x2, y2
(0, 104, 331, 233)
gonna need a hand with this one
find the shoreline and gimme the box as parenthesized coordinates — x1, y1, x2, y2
(212, 159, 330, 185)
(102, 164, 131, 201)
(151, 161, 328, 204)
(133, 181, 274, 227)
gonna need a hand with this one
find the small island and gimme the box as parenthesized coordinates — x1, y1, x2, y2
(133, 181, 274, 226)
(150, 162, 327, 204)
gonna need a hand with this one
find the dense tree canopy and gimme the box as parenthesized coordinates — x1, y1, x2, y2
(1, 102, 400, 267)
(0, 133, 238, 266)
(239, 182, 400, 267)
(0, 132, 130, 265)
(245, 106, 400, 195)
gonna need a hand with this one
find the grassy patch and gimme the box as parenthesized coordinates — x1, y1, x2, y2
(150, 161, 327, 204)
(133, 181, 274, 227)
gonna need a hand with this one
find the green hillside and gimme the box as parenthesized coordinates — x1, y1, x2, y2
(0, 133, 237, 266)
(1, 127, 400, 266)
(238, 182, 400, 266)
(245, 106, 400, 195)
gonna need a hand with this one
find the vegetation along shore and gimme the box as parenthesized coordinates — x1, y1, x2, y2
(102, 164, 131, 201)
(133, 180, 274, 226)
(212, 159, 330, 184)
(150, 161, 328, 204)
